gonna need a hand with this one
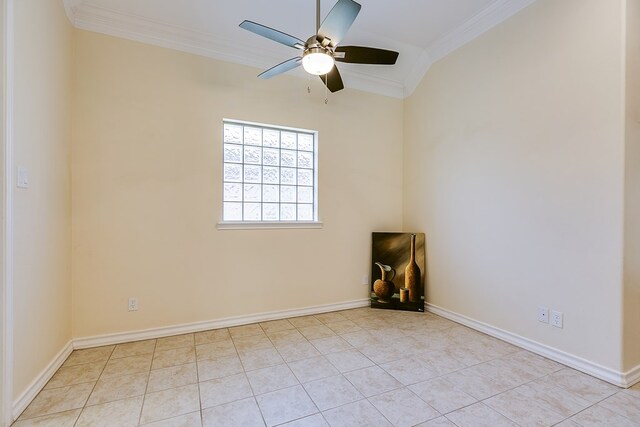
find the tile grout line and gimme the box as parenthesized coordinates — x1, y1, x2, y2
(233, 324, 269, 427)
(190, 333, 204, 427)
(73, 344, 117, 427)
(136, 339, 157, 426)
(15, 309, 639, 426)
(561, 390, 634, 426)
(479, 376, 579, 426)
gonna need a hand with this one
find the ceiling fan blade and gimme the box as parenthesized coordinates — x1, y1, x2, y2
(239, 20, 305, 49)
(317, 0, 361, 48)
(334, 46, 399, 65)
(319, 66, 344, 92)
(258, 57, 302, 79)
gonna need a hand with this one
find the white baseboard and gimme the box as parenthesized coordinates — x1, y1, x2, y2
(12, 340, 73, 420)
(427, 303, 638, 388)
(74, 298, 370, 349)
(623, 364, 640, 388)
(10, 299, 369, 421)
(15, 299, 636, 424)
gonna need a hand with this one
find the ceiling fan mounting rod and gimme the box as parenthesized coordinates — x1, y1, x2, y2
(239, 0, 399, 94)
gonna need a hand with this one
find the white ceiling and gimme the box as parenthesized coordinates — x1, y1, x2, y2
(64, 0, 536, 98)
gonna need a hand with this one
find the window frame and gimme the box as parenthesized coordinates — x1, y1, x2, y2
(217, 119, 322, 229)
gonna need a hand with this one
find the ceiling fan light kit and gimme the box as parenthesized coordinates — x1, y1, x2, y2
(302, 48, 335, 75)
(239, 0, 399, 93)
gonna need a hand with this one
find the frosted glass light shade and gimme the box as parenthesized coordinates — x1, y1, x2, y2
(302, 51, 335, 75)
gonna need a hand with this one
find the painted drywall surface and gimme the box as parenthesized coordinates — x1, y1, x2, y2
(71, 30, 403, 338)
(623, 0, 640, 372)
(404, 0, 626, 370)
(0, 0, 6, 422)
(12, 1, 72, 398)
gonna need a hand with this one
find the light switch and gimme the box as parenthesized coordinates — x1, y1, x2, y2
(17, 167, 29, 188)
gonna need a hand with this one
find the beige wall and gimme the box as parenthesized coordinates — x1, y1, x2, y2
(1, 0, 6, 422)
(623, 0, 640, 372)
(404, 0, 627, 370)
(71, 30, 403, 338)
(12, 0, 72, 399)
(7, 0, 637, 408)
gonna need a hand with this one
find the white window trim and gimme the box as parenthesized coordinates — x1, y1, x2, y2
(219, 119, 320, 226)
(217, 221, 324, 230)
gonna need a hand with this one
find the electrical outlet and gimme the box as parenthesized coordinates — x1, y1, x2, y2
(362, 275, 370, 285)
(538, 307, 549, 323)
(128, 297, 139, 311)
(551, 310, 563, 328)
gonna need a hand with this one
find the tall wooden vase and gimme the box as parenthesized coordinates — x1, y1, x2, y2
(404, 234, 421, 302)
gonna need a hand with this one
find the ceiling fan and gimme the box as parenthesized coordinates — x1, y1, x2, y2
(239, 0, 399, 93)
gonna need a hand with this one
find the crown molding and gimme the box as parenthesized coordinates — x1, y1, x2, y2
(64, 0, 537, 99)
(68, 3, 406, 98)
(73, 4, 274, 71)
(62, 0, 81, 25)
(402, 50, 433, 99)
(404, 0, 538, 97)
(340, 67, 405, 98)
(427, 0, 538, 63)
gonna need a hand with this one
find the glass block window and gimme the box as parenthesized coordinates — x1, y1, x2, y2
(222, 120, 318, 222)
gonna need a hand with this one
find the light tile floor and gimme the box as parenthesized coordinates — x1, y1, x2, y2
(12, 308, 640, 426)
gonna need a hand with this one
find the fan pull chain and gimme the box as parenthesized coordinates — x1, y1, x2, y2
(324, 75, 329, 104)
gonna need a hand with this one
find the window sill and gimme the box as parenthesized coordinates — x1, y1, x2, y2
(217, 221, 324, 230)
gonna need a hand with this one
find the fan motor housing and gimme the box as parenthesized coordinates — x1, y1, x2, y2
(304, 46, 333, 58)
